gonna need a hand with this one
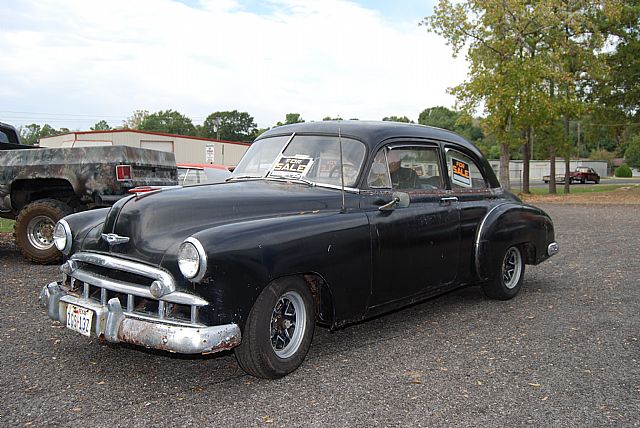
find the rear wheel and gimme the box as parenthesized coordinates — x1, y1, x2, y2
(15, 199, 72, 264)
(482, 245, 525, 300)
(235, 277, 315, 379)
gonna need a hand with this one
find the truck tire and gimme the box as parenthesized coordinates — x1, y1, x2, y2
(15, 199, 72, 264)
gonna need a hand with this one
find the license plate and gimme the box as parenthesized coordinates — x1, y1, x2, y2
(66, 304, 94, 337)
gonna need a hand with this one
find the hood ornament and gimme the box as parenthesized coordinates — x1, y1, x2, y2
(101, 233, 130, 246)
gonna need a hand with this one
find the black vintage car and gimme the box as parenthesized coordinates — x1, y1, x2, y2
(40, 121, 558, 378)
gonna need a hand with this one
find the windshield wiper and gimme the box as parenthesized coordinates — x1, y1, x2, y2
(226, 175, 261, 181)
(265, 176, 315, 186)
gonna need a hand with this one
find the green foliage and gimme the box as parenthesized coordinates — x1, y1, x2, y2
(382, 116, 413, 123)
(138, 110, 196, 136)
(624, 135, 640, 168)
(615, 164, 632, 177)
(202, 110, 257, 142)
(123, 110, 149, 129)
(322, 116, 343, 121)
(589, 148, 617, 167)
(91, 120, 111, 131)
(276, 113, 305, 127)
(18, 123, 67, 145)
(418, 106, 484, 143)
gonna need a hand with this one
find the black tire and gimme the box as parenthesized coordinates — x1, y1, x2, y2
(14, 199, 72, 264)
(481, 245, 526, 300)
(235, 277, 315, 379)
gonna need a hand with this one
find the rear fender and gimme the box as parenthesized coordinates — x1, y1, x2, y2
(474, 203, 554, 281)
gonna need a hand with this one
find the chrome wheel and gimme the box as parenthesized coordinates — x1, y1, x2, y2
(27, 215, 55, 250)
(270, 291, 306, 359)
(502, 247, 523, 289)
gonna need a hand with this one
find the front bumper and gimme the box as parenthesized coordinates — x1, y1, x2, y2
(40, 282, 241, 354)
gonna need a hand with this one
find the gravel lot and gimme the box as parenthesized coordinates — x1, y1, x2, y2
(0, 203, 638, 427)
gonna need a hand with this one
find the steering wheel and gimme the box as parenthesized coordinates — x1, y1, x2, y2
(329, 163, 359, 183)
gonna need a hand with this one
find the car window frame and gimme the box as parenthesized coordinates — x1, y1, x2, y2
(363, 140, 447, 192)
(442, 146, 490, 192)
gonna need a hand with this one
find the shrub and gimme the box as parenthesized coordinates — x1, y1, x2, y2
(624, 135, 640, 168)
(615, 164, 632, 177)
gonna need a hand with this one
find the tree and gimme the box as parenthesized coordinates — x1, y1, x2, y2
(382, 116, 413, 123)
(138, 110, 196, 136)
(424, 0, 608, 193)
(276, 113, 305, 127)
(122, 110, 149, 129)
(322, 116, 343, 121)
(202, 110, 257, 141)
(91, 120, 111, 131)
(625, 134, 640, 168)
(418, 106, 458, 130)
(19, 124, 41, 146)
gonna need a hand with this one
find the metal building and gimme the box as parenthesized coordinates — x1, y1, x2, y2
(39, 130, 250, 167)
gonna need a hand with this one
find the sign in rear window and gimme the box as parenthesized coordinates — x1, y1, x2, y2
(451, 158, 471, 187)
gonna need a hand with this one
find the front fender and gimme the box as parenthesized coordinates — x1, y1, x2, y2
(189, 211, 371, 329)
(474, 203, 555, 281)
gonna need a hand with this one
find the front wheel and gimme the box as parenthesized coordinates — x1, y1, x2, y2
(14, 199, 72, 264)
(481, 245, 525, 300)
(235, 277, 315, 379)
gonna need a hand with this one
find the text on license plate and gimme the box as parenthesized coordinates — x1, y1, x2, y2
(66, 304, 93, 337)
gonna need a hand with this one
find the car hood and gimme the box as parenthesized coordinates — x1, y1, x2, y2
(85, 179, 349, 267)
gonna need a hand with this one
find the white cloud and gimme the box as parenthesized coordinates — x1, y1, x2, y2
(0, 0, 468, 130)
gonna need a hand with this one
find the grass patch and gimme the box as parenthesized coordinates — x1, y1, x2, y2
(0, 218, 14, 233)
(514, 184, 636, 196)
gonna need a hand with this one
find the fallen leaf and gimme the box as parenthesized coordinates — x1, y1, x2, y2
(70, 408, 81, 412)
(96, 381, 106, 385)
(529, 383, 541, 387)
(261, 416, 274, 423)
(541, 396, 549, 401)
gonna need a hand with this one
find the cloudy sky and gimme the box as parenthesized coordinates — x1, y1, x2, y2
(1, 0, 469, 131)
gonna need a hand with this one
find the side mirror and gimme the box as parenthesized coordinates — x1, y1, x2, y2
(378, 191, 410, 211)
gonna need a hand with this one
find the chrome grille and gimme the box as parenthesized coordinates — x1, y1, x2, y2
(64, 252, 208, 327)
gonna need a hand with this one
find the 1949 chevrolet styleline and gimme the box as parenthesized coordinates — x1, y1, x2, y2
(40, 121, 558, 378)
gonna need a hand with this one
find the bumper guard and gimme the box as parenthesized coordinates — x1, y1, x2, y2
(39, 282, 241, 354)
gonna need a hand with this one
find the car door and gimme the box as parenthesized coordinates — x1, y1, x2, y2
(443, 146, 496, 284)
(363, 143, 461, 308)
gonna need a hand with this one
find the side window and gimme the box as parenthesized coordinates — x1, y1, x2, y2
(367, 146, 444, 190)
(445, 149, 487, 190)
(0, 131, 9, 144)
(367, 149, 391, 188)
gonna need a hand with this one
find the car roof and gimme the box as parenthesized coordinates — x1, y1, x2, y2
(257, 120, 474, 151)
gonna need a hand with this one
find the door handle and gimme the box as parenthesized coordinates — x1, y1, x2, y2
(440, 196, 458, 205)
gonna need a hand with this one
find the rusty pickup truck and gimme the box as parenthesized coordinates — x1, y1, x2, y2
(0, 122, 177, 263)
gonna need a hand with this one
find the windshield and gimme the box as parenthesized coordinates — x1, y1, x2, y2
(232, 134, 366, 187)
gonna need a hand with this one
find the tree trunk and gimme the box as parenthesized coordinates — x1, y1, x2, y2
(563, 116, 571, 194)
(500, 142, 511, 190)
(549, 145, 557, 194)
(564, 157, 571, 194)
(522, 127, 531, 194)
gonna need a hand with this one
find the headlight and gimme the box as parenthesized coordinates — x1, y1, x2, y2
(53, 220, 72, 255)
(178, 238, 207, 282)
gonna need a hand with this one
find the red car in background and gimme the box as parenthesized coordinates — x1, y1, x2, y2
(543, 167, 600, 184)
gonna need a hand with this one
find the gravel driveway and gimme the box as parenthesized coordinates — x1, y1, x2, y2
(0, 203, 638, 427)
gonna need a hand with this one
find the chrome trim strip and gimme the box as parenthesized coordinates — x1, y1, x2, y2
(184, 237, 208, 283)
(72, 267, 209, 306)
(474, 203, 508, 246)
(72, 252, 175, 289)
